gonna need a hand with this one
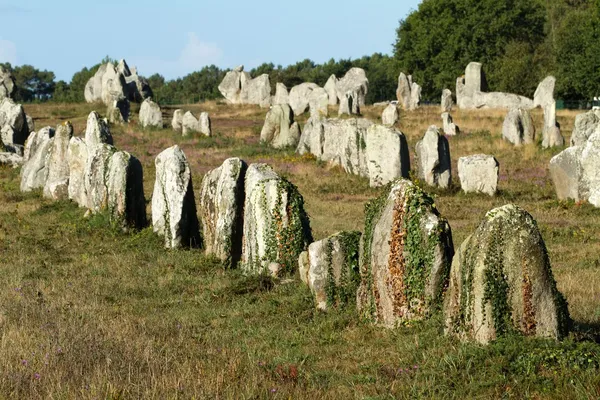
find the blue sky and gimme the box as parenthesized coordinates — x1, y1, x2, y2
(0, 0, 421, 82)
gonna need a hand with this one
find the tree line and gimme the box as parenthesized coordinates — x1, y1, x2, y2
(2, 0, 598, 105)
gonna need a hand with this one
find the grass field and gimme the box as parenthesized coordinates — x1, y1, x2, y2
(0, 102, 599, 398)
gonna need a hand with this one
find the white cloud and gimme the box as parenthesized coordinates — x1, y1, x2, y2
(0, 39, 17, 65)
(130, 33, 222, 79)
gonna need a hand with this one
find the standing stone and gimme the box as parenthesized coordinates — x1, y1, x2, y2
(85, 111, 113, 149)
(67, 137, 88, 206)
(100, 63, 128, 106)
(444, 204, 570, 344)
(298, 231, 362, 310)
(25, 114, 34, 135)
(139, 98, 163, 128)
(218, 67, 243, 104)
(441, 112, 459, 136)
(338, 92, 359, 116)
(242, 163, 312, 275)
(502, 109, 535, 145)
(84, 64, 107, 103)
(309, 87, 329, 118)
(533, 76, 556, 108)
(289, 83, 319, 116)
(240, 74, 271, 108)
(295, 116, 325, 156)
(107, 98, 130, 124)
(199, 112, 211, 136)
(381, 104, 399, 126)
(20, 136, 54, 192)
(441, 89, 453, 112)
(410, 82, 422, 110)
(182, 111, 199, 136)
(84, 143, 116, 212)
(570, 110, 600, 147)
(396, 72, 412, 110)
(324, 75, 338, 105)
(458, 154, 499, 196)
(24, 126, 54, 163)
(580, 131, 600, 207)
(366, 125, 410, 187)
(199, 158, 247, 268)
(152, 145, 201, 248)
(357, 179, 454, 326)
(260, 104, 301, 149)
(172, 109, 183, 132)
(273, 83, 289, 105)
(0, 98, 28, 146)
(415, 126, 451, 188)
(549, 147, 582, 202)
(0, 66, 15, 100)
(0, 152, 22, 168)
(43, 122, 73, 200)
(336, 68, 368, 107)
(107, 150, 147, 229)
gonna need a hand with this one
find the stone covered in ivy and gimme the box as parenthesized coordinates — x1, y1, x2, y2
(242, 163, 312, 275)
(152, 145, 201, 248)
(444, 204, 570, 344)
(298, 231, 361, 310)
(199, 157, 247, 268)
(357, 179, 454, 326)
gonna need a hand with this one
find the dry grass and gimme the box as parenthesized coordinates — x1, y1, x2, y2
(0, 101, 598, 398)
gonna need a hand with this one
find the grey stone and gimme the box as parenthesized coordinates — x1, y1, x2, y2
(357, 179, 454, 326)
(106, 150, 147, 229)
(0, 152, 22, 168)
(458, 154, 499, 196)
(24, 126, 54, 163)
(139, 98, 163, 128)
(336, 68, 368, 108)
(273, 83, 289, 105)
(241, 163, 312, 274)
(199, 112, 211, 136)
(20, 136, 54, 192)
(84, 143, 116, 212)
(171, 109, 183, 132)
(570, 110, 600, 147)
(67, 137, 88, 206)
(415, 126, 451, 188)
(199, 157, 246, 268)
(260, 104, 301, 148)
(580, 131, 600, 207)
(152, 145, 201, 248)
(444, 204, 570, 344)
(107, 98, 130, 124)
(549, 146, 582, 202)
(396, 72, 411, 110)
(240, 74, 271, 108)
(0, 66, 15, 100)
(533, 76, 556, 108)
(441, 89, 453, 112)
(0, 98, 28, 146)
(309, 87, 329, 119)
(182, 111, 199, 136)
(324, 75, 338, 105)
(441, 112, 459, 136)
(381, 104, 399, 126)
(366, 124, 410, 187)
(218, 68, 243, 104)
(289, 82, 319, 116)
(502, 109, 535, 145)
(43, 122, 73, 200)
(84, 111, 113, 150)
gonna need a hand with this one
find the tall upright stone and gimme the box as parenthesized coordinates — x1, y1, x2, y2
(570, 110, 600, 147)
(107, 150, 147, 229)
(502, 109, 535, 145)
(260, 104, 301, 148)
(67, 137, 88, 206)
(444, 204, 570, 344)
(365, 125, 410, 187)
(357, 179, 454, 326)
(152, 145, 201, 248)
(84, 143, 116, 212)
(381, 104, 399, 126)
(85, 111, 113, 149)
(289, 82, 319, 116)
(441, 89, 453, 112)
(458, 154, 499, 196)
(199, 112, 211, 136)
(273, 83, 289, 105)
(139, 98, 163, 128)
(396, 73, 412, 110)
(172, 109, 183, 132)
(0, 66, 15, 101)
(43, 122, 73, 200)
(324, 75, 338, 105)
(20, 135, 53, 192)
(242, 163, 312, 275)
(199, 158, 247, 268)
(415, 126, 451, 188)
(309, 87, 329, 118)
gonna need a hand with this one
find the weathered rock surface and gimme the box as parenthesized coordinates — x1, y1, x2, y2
(0, 98, 29, 146)
(106, 150, 147, 228)
(357, 179, 454, 326)
(297, 117, 372, 178)
(415, 126, 451, 188)
(199, 158, 247, 268)
(139, 98, 163, 128)
(502, 109, 535, 145)
(24, 126, 54, 163)
(171, 109, 183, 132)
(0, 152, 22, 168)
(410, 83, 422, 110)
(182, 111, 199, 136)
(85, 111, 113, 149)
(43, 122, 73, 200)
(260, 104, 301, 149)
(298, 231, 361, 310)
(67, 137, 88, 206)
(309, 87, 329, 118)
(0, 66, 15, 100)
(533, 76, 556, 108)
(458, 154, 499, 196)
(549, 147, 582, 202)
(84, 60, 152, 105)
(20, 136, 54, 192)
(289, 82, 319, 116)
(218, 67, 243, 104)
(441, 89, 453, 112)
(273, 83, 289, 105)
(441, 112, 459, 136)
(152, 145, 201, 248)
(444, 204, 570, 343)
(396, 73, 420, 110)
(336, 68, 368, 107)
(570, 110, 600, 147)
(324, 75, 338, 105)
(107, 98, 130, 124)
(580, 131, 600, 207)
(199, 112, 211, 136)
(381, 104, 398, 126)
(84, 143, 116, 212)
(218, 66, 271, 107)
(242, 163, 312, 274)
(365, 125, 410, 187)
(542, 101, 564, 148)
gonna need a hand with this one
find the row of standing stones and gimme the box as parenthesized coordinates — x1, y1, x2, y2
(15, 109, 570, 345)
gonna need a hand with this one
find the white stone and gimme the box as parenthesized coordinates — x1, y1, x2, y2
(260, 104, 301, 149)
(366, 124, 410, 187)
(415, 126, 451, 188)
(457, 154, 499, 196)
(139, 98, 163, 128)
(381, 104, 399, 126)
(324, 75, 338, 105)
(84, 111, 113, 149)
(67, 137, 88, 206)
(172, 109, 183, 132)
(289, 82, 319, 116)
(43, 122, 73, 200)
(199, 112, 211, 136)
